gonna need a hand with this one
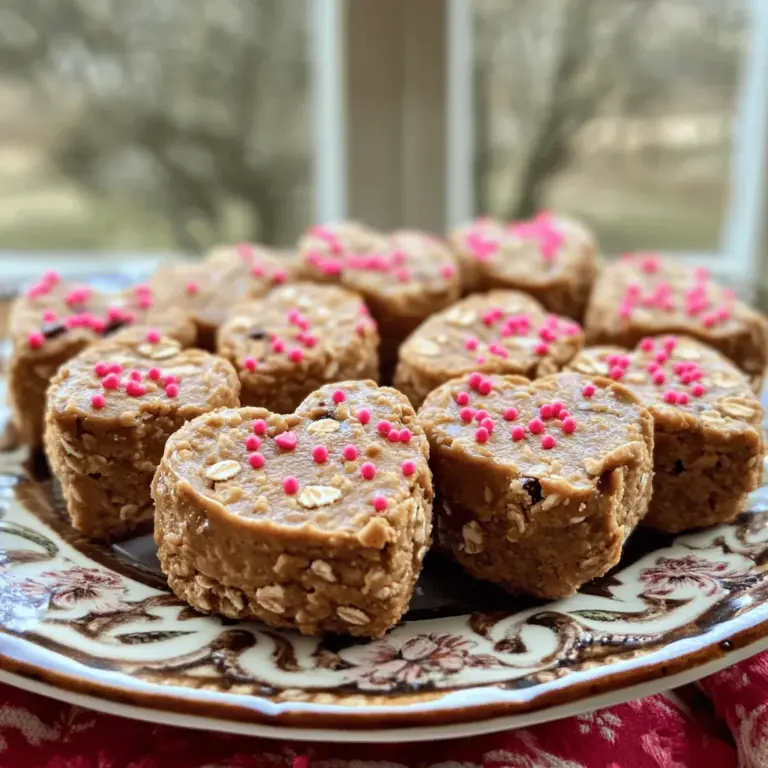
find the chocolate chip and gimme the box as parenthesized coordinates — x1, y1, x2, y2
(248, 328, 267, 340)
(673, 459, 685, 475)
(522, 477, 543, 505)
(41, 321, 67, 339)
(102, 319, 127, 337)
(311, 408, 336, 421)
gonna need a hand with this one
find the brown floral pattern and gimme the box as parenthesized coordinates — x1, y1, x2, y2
(639, 555, 745, 598)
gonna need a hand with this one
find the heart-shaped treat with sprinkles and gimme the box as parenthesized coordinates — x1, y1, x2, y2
(8, 274, 195, 447)
(45, 332, 240, 541)
(569, 334, 764, 533)
(217, 282, 379, 413)
(417, 371, 653, 599)
(447, 212, 598, 318)
(152, 380, 432, 638)
(395, 289, 584, 407)
(299, 223, 460, 371)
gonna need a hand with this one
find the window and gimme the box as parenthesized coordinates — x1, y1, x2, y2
(0, 1, 312, 251)
(472, 0, 748, 255)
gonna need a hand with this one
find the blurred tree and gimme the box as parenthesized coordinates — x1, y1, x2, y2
(0, 0, 310, 250)
(473, 0, 746, 221)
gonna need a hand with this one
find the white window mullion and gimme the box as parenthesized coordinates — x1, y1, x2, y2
(311, 0, 347, 224)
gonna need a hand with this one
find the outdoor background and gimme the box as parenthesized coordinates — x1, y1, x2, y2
(0, 0, 748, 255)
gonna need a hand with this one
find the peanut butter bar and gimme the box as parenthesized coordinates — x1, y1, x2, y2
(583, 256, 768, 392)
(150, 243, 298, 350)
(447, 212, 598, 319)
(298, 223, 460, 373)
(418, 371, 654, 598)
(569, 335, 764, 532)
(395, 290, 584, 407)
(45, 333, 240, 540)
(8, 274, 193, 446)
(153, 380, 432, 637)
(217, 283, 379, 412)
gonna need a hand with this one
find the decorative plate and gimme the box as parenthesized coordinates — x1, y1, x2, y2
(1, 394, 768, 742)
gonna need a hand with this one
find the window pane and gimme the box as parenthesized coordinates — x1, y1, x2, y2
(0, 1, 311, 252)
(473, 0, 747, 252)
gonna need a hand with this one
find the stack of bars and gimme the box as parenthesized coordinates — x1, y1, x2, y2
(5, 211, 766, 637)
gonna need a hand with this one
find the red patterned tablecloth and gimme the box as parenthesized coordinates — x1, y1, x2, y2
(1, 650, 767, 767)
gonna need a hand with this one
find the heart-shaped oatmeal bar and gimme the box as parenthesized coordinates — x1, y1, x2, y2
(217, 282, 379, 413)
(568, 335, 763, 533)
(417, 371, 653, 599)
(152, 380, 433, 638)
(45, 332, 240, 541)
(395, 289, 584, 407)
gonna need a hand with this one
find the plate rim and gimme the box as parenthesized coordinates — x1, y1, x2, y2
(1, 609, 768, 742)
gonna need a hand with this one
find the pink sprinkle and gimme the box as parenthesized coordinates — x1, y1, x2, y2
(561, 417, 577, 434)
(283, 476, 299, 494)
(126, 380, 146, 397)
(440, 263, 456, 279)
(271, 268, 288, 285)
(252, 419, 268, 435)
(377, 420, 392, 435)
(42, 270, 61, 286)
(582, 384, 596, 398)
(663, 390, 678, 404)
(477, 378, 493, 396)
(387, 430, 400, 443)
(332, 389, 346, 404)
(618, 303, 633, 320)
(640, 255, 660, 273)
(147, 367, 161, 381)
(93, 362, 109, 378)
(528, 418, 544, 434)
(271, 338, 285, 354)
(91, 394, 105, 410)
(538, 327, 557, 343)
(42, 310, 57, 323)
(459, 408, 475, 423)
(534, 342, 550, 356)
(559, 409, 571, 419)
(312, 444, 329, 464)
(475, 426, 490, 443)
(468, 372, 484, 390)
(652, 371, 666, 386)
(647, 362, 659, 374)
(691, 383, 705, 397)
(655, 351, 668, 364)
(102, 374, 120, 390)
(511, 425, 526, 441)
(357, 408, 371, 425)
(663, 337, 678, 352)
(676, 392, 690, 405)
(398, 428, 412, 443)
(701, 312, 717, 328)
(302, 333, 319, 348)
(162, 373, 177, 386)
(249, 452, 265, 469)
(541, 434, 557, 450)
(609, 366, 624, 381)
(539, 404, 555, 420)
(243, 356, 258, 372)
(360, 462, 376, 480)
(372, 495, 388, 512)
(551, 400, 564, 416)
(639, 338, 655, 352)
(401, 459, 417, 476)
(456, 391, 470, 406)
(394, 267, 410, 283)
(27, 331, 44, 350)
(128, 370, 142, 382)
(109, 362, 123, 374)
(165, 383, 180, 398)
(246, 436, 261, 451)
(185, 281, 199, 296)
(343, 444, 360, 461)
(288, 347, 304, 363)
(464, 337, 479, 352)
(503, 407, 519, 421)
(275, 432, 298, 451)
(474, 409, 489, 423)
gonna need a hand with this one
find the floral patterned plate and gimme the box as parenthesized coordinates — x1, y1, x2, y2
(1, 411, 768, 742)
